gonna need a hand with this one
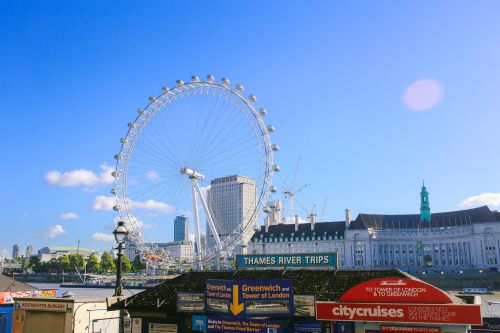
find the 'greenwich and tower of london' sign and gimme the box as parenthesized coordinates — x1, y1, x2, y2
(235, 252, 337, 269)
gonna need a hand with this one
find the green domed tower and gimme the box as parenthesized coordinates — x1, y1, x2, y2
(420, 182, 431, 222)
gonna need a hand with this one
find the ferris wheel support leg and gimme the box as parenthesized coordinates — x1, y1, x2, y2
(191, 179, 203, 263)
(193, 180, 223, 251)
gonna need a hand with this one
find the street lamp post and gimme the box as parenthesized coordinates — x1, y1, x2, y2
(113, 221, 129, 297)
(113, 221, 129, 333)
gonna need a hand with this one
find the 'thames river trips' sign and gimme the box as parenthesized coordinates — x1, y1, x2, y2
(235, 253, 337, 269)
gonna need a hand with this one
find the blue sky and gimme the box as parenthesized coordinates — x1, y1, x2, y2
(1, 1, 499, 255)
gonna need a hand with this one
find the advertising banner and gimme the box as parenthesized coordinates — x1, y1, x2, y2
(380, 325, 441, 333)
(236, 253, 337, 269)
(339, 278, 452, 304)
(206, 279, 292, 317)
(206, 317, 281, 333)
(0, 289, 61, 304)
(316, 302, 482, 325)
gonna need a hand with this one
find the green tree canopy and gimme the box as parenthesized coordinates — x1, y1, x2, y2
(28, 256, 42, 272)
(68, 254, 85, 272)
(58, 255, 71, 272)
(100, 251, 116, 272)
(121, 254, 132, 273)
(131, 255, 146, 272)
(86, 254, 100, 273)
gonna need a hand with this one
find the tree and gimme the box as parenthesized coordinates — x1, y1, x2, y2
(131, 255, 146, 272)
(121, 254, 132, 273)
(47, 258, 59, 273)
(28, 256, 42, 272)
(58, 255, 71, 272)
(86, 254, 100, 273)
(68, 254, 85, 272)
(100, 251, 116, 272)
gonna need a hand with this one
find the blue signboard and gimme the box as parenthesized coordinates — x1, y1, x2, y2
(293, 322, 322, 333)
(236, 253, 337, 269)
(462, 288, 492, 294)
(192, 315, 208, 331)
(206, 279, 292, 317)
(206, 316, 282, 333)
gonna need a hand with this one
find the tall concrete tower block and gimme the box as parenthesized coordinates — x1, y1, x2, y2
(206, 175, 257, 252)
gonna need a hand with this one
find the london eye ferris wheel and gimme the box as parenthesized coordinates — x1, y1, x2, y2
(112, 75, 279, 268)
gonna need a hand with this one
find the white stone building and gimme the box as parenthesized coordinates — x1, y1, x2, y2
(249, 184, 500, 272)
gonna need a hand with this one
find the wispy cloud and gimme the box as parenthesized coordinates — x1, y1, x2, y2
(402, 78, 444, 111)
(91, 232, 114, 243)
(45, 163, 114, 188)
(38, 225, 66, 238)
(60, 212, 79, 220)
(459, 192, 500, 208)
(91, 195, 174, 213)
(146, 170, 159, 181)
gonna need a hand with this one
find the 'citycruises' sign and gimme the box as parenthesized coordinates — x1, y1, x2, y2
(316, 302, 482, 325)
(338, 278, 453, 304)
(206, 279, 292, 317)
(236, 253, 337, 269)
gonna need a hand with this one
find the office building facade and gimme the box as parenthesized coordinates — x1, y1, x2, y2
(174, 215, 189, 242)
(206, 175, 257, 253)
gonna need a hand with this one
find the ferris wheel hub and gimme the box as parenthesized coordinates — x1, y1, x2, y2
(181, 167, 205, 180)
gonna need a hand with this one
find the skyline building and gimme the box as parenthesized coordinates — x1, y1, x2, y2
(174, 215, 189, 242)
(12, 244, 19, 258)
(206, 175, 257, 253)
(249, 183, 500, 272)
(26, 245, 33, 258)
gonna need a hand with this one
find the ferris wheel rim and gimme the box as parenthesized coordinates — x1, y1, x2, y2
(112, 77, 276, 267)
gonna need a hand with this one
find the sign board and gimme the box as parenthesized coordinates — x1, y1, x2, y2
(192, 315, 208, 331)
(316, 302, 482, 325)
(14, 300, 72, 312)
(206, 279, 292, 316)
(339, 278, 453, 304)
(236, 253, 337, 269)
(472, 318, 500, 331)
(148, 323, 177, 333)
(132, 318, 142, 333)
(206, 316, 281, 333)
(381, 325, 441, 333)
(293, 322, 322, 333)
(177, 293, 205, 312)
(294, 295, 316, 317)
(462, 288, 492, 294)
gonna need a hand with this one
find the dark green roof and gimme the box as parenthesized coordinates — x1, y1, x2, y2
(251, 221, 345, 241)
(110, 269, 406, 312)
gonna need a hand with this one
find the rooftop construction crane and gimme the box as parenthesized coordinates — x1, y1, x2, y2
(282, 157, 310, 222)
